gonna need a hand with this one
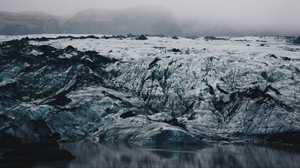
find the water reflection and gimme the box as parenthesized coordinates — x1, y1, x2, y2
(61, 141, 300, 168)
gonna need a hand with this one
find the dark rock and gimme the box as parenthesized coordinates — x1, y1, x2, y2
(260, 43, 269, 47)
(101, 91, 132, 107)
(187, 113, 196, 120)
(46, 93, 72, 106)
(127, 33, 137, 38)
(282, 57, 291, 61)
(64, 45, 77, 53)
(172, 36, 179, 39)
(208, 85, 215, 95)
(102, 35, 110, 39)
(0, 80, 21, 100)
(80, 35, 100, 39)
(106, 35, 127, 39)
(120, 111, 137, 119)
(169, 48, 181, 53)
(205, 36, 217, 41)
(186, 36, 198, 40)
(216, 84, 229, 94)
(204, 36, 228, 41)
(148, 57, 161, 69)
(32, 37, 50, 42)
(257, 40, 267, 42)
(136, 34, 148, 40)
(264, 85, 281, 95)
(26, 120, 61, 143)
(246, 87, 264, 99)
(269, 54, 277, 58)
(212, 98, 227, 111)
(163, 118, 186, 129)
(153, 46, 166, 50)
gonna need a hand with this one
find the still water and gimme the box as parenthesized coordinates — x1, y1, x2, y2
(59, 141, 300, 168)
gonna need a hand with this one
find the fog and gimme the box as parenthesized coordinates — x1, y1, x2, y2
(1, 0, 300, 35)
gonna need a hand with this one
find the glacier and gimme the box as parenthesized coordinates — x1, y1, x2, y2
(0, 34, 300, 145)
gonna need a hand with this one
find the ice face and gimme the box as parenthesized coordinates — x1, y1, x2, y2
(0, 35, 300, 145)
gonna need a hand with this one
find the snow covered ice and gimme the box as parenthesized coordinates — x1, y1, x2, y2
(0, 34, 300, 145)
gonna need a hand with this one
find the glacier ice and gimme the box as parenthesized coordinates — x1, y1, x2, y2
(0, 35, 300, 145)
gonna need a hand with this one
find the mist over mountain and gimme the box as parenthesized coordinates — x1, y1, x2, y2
(0, 7, 183, 36)
(64, 7, 183, 36)
(0, 11, 62, 35)
(0, 6, 299, 36)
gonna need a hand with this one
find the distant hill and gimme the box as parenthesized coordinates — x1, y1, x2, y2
(63, 7, 183, 36)
(0, 7, 183, 36)
(0, 11, 61, 35)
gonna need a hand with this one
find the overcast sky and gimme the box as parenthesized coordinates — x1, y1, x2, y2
(1, 0, 300, 35)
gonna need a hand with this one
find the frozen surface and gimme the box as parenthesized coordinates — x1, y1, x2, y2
(0, 35, 300, 144)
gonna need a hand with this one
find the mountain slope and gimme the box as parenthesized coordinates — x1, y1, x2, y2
(0, 8, 183, 36)
(63, 7, 183, 36)
(0, 11, 61, 35)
